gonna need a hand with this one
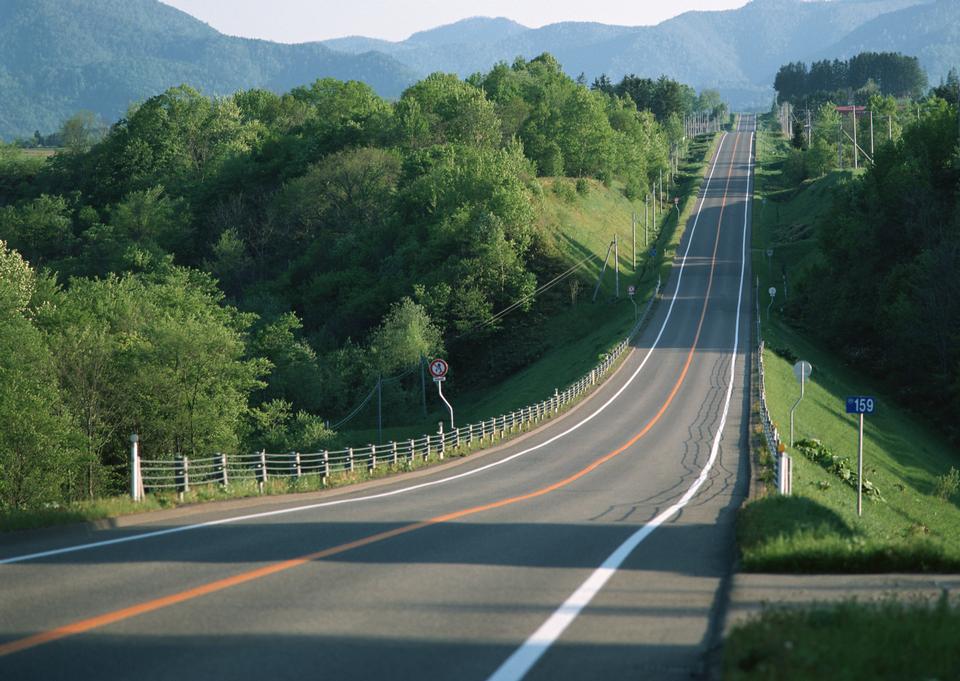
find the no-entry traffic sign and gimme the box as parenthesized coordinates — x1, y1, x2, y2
(429, 358, 449, 379)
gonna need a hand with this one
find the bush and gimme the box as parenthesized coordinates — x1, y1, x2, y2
(770, 345, 798, 364)
(575, 177, 590, 195)
(934, 467, 960, 501)
(552, 179, 577, 203)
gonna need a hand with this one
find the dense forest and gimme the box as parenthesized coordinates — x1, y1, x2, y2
(787, 97, 960, 440)
(774, 52, 928, 106)
(0, 55, 722, 510)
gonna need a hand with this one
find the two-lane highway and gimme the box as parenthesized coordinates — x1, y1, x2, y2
(0, 115, 757, 680)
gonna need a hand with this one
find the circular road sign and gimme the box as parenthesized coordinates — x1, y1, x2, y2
(673, 197, 679, 205)
(768, 286, 777, 298)
(793, 360, 813, 383)
(766, 248, 773, 258)
(429, 358, 449, 379)
(627, 285, 636, 297)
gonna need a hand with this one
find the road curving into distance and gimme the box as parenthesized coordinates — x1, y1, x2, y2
(0, 115, 757, 681)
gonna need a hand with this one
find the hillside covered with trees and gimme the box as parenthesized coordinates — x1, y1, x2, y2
(0, 55, 721, 511)
(771, 73, 960, 439)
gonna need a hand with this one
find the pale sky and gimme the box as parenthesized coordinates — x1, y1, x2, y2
(160, 0, 751, 43)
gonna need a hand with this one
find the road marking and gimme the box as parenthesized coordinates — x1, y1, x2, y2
(0, 136, 732, 569)
(0, 134, 744, 659)
(487, 132, 754, 681)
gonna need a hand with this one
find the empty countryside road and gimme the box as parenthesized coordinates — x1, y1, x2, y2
(0, 116, 757, 681)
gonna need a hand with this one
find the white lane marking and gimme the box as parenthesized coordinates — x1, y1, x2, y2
(486, 132, 754, 681)
(0, 139, 732, 567)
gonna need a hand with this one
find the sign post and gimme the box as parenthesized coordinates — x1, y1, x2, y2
(430, 358, 454, 429)
(767, 286, 776, 321)
(627, 285, 637, 318)
(790, 361, 812, 446)
(846, 396, 876, 516)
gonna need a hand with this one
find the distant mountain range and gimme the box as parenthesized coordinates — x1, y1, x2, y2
(0, 0, 417, 139)
(1, 0, 957, 141)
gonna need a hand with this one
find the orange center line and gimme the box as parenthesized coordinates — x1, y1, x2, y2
(0, 135, 745, 659)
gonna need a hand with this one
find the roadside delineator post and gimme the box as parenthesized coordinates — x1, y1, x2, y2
(129, 433, 141, 502)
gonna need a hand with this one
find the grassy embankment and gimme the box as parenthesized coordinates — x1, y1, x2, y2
(0, 134, 723, 532)
(724, 115, 960, 681)
(737, 119, 960, 572)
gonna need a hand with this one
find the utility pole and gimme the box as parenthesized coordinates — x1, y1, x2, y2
(659, 168, 663, 213)
(869, 108, 874, 159)
(592, 240, 614, 302)
(614, 233, 620, 298)
(838, 120, 843, 169)
(888, 114, 892, 142)
(806, 108, 811, 148)
(632, 212, 636, 270)
(377, 374, 383, 445)
(644, 195, 648, 247)
(652, 183, 657, 227)
(853, 108, 859, 169)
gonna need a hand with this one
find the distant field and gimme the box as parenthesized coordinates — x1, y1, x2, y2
(17, 147, 59, 158)
(738, 126, 960, 572)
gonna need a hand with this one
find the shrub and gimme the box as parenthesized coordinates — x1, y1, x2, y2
(552, 179, 577, 203)
(933, 467, 960, 501)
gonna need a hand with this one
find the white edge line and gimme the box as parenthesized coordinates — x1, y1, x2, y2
(0, 136, 731, 567)
(485, 129, 754, 681)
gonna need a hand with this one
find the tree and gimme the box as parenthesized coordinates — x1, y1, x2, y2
(0, 194, 75, 266)
(396, 74, 501, 149)
(792, 120, 807, 149)
(0, 242, 84, 509)
(369, 298, 444, 375)
(38, 268, 270, 463)
(60, 111, 103, 154)
(250, 313, 325, 412)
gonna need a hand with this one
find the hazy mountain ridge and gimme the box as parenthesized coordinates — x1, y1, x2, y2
(0, 0, 418, 139)
(1, 0, 954, 140)
(321, 0, 939, 107)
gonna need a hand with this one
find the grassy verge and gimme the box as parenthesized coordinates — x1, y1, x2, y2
(739, 120, 960, 572)
(0, 443, 498, 532)
(723, 595, 960, 680)
(1, 136, 722, 533)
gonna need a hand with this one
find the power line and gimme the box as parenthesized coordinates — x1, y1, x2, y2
(328, 251, 599, 429)
(452, 251, 598, 342)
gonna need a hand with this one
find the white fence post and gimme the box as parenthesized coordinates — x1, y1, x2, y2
(259, 449, 267, 491)
(129, 434, 141, 502)
(220, 452, 228, 487)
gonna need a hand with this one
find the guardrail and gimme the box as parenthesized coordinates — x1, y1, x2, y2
(132, 281, 662, 500)
(755, 275, 791, 495)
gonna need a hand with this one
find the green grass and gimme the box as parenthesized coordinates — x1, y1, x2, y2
(723, 595, 960, 680)
(739, 122, 960, 572)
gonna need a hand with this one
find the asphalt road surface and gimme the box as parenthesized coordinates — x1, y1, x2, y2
(0, 115, 757, 681)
